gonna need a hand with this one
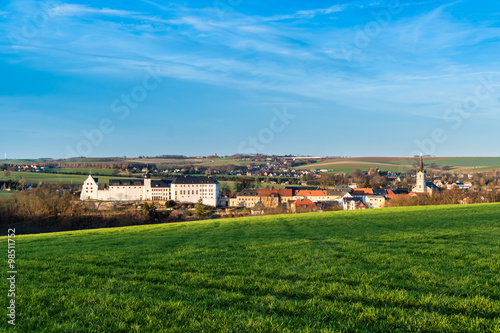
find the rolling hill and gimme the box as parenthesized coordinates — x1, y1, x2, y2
(3, 204, 500, 332)
(296, 156, 500, 174)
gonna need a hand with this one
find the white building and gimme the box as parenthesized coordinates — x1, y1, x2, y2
(170, 176, 219, 207)
(364, 195, 387, 209)
(80, 175, 219, 206)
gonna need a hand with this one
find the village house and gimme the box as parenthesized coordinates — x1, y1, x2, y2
(258, 189, 294, 208)
(290, 199, 317, 213)
(292, 189, 343, 202)
(364, 195, 387, 209)
(343, 197, 367, 210)
(229, 189, 260, 207)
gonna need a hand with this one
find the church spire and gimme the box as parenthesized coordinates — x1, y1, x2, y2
(418, 154, 426, 172)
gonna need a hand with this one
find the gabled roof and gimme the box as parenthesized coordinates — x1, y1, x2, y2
(292, 199, 316, 208)
(284, 186, 321, 191)
(335, 185, 352, 192)
(326, 189, 344, 196)
(237, 189, 259, 197)
(341, 191, 353, 198)
(344, 197, 363, 202)
(251, 202, 265, 211)
(87, 175, 98, 184)
(151, 179, 172, 188)
(372, 189, 386, 196)
(391, 188, 409, 194)
(295, 190, 327, 197)
(356, 201, 367, 208)
(426, 182, 440, 190)
(351, 188, 373, 195)
(258, 189, 293, 197)
(171, 176, 218, 184)
(386, 190, 417, 199)
(109, 179, 144, 186)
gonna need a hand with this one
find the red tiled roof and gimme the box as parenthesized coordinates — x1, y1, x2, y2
(295, 190, 327, 197)
(386, 191, 416, 200)
(292, 199, 316, 208)
(356, 202, 367, 209)
(258, 189, 293, 197)
(351, 188, 373, 195)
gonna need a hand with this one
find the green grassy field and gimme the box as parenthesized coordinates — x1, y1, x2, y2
(298, 157, 500, 174)
(189, 158, 264, 167)
(123, 157, 263, 167)
(428, 157, 500, 167)
(6, 156, 500, 176)
(0, 171, 294, 189)
(321, 164, 410, 174)
(55, 168, 119, 175)
(296, 158, 412, 173)
(3, 204, 500, 332)
(219, 181, 289, 191)
(0, 171, 129, 186)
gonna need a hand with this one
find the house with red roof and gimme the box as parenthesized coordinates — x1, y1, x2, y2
(258, 188, 293, 208)
(293, 189, 344, 202)
(290, 199, 317, 213)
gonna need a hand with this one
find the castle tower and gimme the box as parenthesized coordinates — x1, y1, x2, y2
(414, 154, 427, 193)
(143, 171, 152, 200)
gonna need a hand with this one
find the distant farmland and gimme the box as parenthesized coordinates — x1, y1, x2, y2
(0, 171, 119, 186)
(3, 157, 500, 184)
(297, 156, 500, 173)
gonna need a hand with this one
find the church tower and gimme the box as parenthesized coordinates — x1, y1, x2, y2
(414, 154, 427, 193)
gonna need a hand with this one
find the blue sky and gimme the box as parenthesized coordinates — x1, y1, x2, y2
(1, 0, 499, 158)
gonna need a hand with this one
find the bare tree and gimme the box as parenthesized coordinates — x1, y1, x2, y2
(18, 179, 27, 190)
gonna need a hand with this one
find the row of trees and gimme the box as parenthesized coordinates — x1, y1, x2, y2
(1, 185, 83, 221)
(0, 180, 25, 191)
(0, 185, 214, 234)
(385, 188, 500, 207)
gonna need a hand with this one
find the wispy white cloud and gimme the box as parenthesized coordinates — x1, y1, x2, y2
(50, 4, 140, 18)
(296, 5, 347, 17)
(262, 2, 387, 22)
(263, 5, 346, 21)
(2, 0, 500, 122)
(140, 0, 177, 12)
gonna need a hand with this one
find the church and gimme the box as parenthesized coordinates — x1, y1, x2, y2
(412, 155, 439, 194)
(80, 174, 219, 206)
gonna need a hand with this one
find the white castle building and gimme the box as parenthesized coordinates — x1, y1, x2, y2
(81, 174, 219, 206)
